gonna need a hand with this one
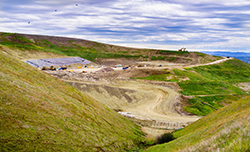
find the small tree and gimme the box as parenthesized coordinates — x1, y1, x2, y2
(157, 133, 175, 144)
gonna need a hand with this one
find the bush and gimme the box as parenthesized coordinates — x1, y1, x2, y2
(157, 133, 175, 144)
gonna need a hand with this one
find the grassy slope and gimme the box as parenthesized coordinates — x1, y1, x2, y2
(145, 95, 250, 152)
(134, 59, 250, 116)
(0, 51, 147, 151)
(0, 32, 220, 63)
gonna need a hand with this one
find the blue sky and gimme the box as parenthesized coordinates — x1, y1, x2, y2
(1, 0, 250, 52)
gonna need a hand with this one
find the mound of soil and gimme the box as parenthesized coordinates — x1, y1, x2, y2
(96, 67, 114, 73)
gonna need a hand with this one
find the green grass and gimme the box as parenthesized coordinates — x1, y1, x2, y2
(134, 59, 250, 116)
(178, 81, 245, 96)
(193, 59, 250, 82)
(0, 32, 220, 63)
(166, 57, 176, 62)
(0, 33, 147, 61)
(134, 74, 171, 81)
(151, 56, 165, 60)
(145, 95, 250, 151)
(174, 60, 250, 95)
(183, 95, 243, 116)
(176, 60, 250, 115)
(157, 50, 190, 55)
(118, 51, 129, 54)
(0, 51, 148, 151)
(0, 34, 38, 51)
(194, 52, 206, 57)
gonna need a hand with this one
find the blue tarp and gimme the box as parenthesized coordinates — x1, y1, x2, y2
(122, 67, 129, 70)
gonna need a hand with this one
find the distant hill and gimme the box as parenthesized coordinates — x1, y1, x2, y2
(202, 51, 250, 64)
(0, 51, 147, 151)
(0, 32, 221, 64)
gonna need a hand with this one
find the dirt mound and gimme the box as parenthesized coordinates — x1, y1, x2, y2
(96, 67, 114, 73)
(118, 68, 170, 78)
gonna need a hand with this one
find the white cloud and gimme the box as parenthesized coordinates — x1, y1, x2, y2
(171, 0, 250, 6)
(191, 18, 229, 29)
(0, 0, 250, 52)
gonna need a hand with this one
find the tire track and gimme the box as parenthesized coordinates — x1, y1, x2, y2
(113, 81, 202, 129)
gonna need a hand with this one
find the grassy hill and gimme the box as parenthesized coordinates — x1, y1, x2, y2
(0, 32, 221, 63)
(145, 95, 250, 151)
(1, 32, 249, 151)
(0, 51, 148, 151)
(134, 59, 250, 116)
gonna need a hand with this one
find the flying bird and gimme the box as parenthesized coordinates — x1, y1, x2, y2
(76, 4, 78, 6)
(55, 10, 57, 12)
(28, 21, 30, 24)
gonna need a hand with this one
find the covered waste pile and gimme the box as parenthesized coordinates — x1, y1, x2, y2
(25, 57, 90, 68)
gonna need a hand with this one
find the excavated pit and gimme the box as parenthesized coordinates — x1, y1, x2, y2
(64, 80, 201, 129)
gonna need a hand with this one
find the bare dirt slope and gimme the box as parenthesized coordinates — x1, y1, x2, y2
(64, 79, 201, 129)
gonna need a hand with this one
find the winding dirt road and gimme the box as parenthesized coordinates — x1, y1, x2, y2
(114, 80, 201, 129)
(186, 57, 232, 68)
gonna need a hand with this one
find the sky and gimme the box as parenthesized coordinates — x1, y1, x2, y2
(1, 0, 250, 52)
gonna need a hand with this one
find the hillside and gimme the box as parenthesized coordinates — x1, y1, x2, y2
(0, 51, 148, 151)
(0, 32, 221, 64)
(134, 58, 250, 116)
(1, 32, 249, 151)
(145, 95, 250, 151)
(203, 51, 250, 64)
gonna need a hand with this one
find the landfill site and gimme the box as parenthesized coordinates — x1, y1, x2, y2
(24, 56, 199, 136)
(25, 56, 230, 138)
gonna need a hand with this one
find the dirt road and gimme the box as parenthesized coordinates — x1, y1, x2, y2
(185, 57, 232, 68)
(116, 81, 201, 129)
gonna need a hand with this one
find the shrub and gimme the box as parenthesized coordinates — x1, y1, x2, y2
(151, 56, 165, 60)
(157, 133, 175, 144)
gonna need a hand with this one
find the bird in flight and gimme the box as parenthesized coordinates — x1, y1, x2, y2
(28, 21, 30, 24)
(76, 4, 78, 6)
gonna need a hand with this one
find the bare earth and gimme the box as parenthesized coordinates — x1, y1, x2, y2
(62, 79, 201, 130)
(40, 56, 233, 139)
(46, 57, 233, 131)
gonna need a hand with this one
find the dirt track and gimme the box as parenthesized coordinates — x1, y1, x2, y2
(185, 57, 232, 68)
(114, 80, 201, 129)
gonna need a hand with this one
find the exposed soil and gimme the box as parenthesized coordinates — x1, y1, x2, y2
(116, 68, 170, 78)
(238, 82, 250, 92)
(96, 58, 138, 67)
(42, 57, 233, 138)
(141, 127, 173, 140)
(0, 32, 237, 141)
(44, 57, 232, 130)
(62, 79, 201, 130)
